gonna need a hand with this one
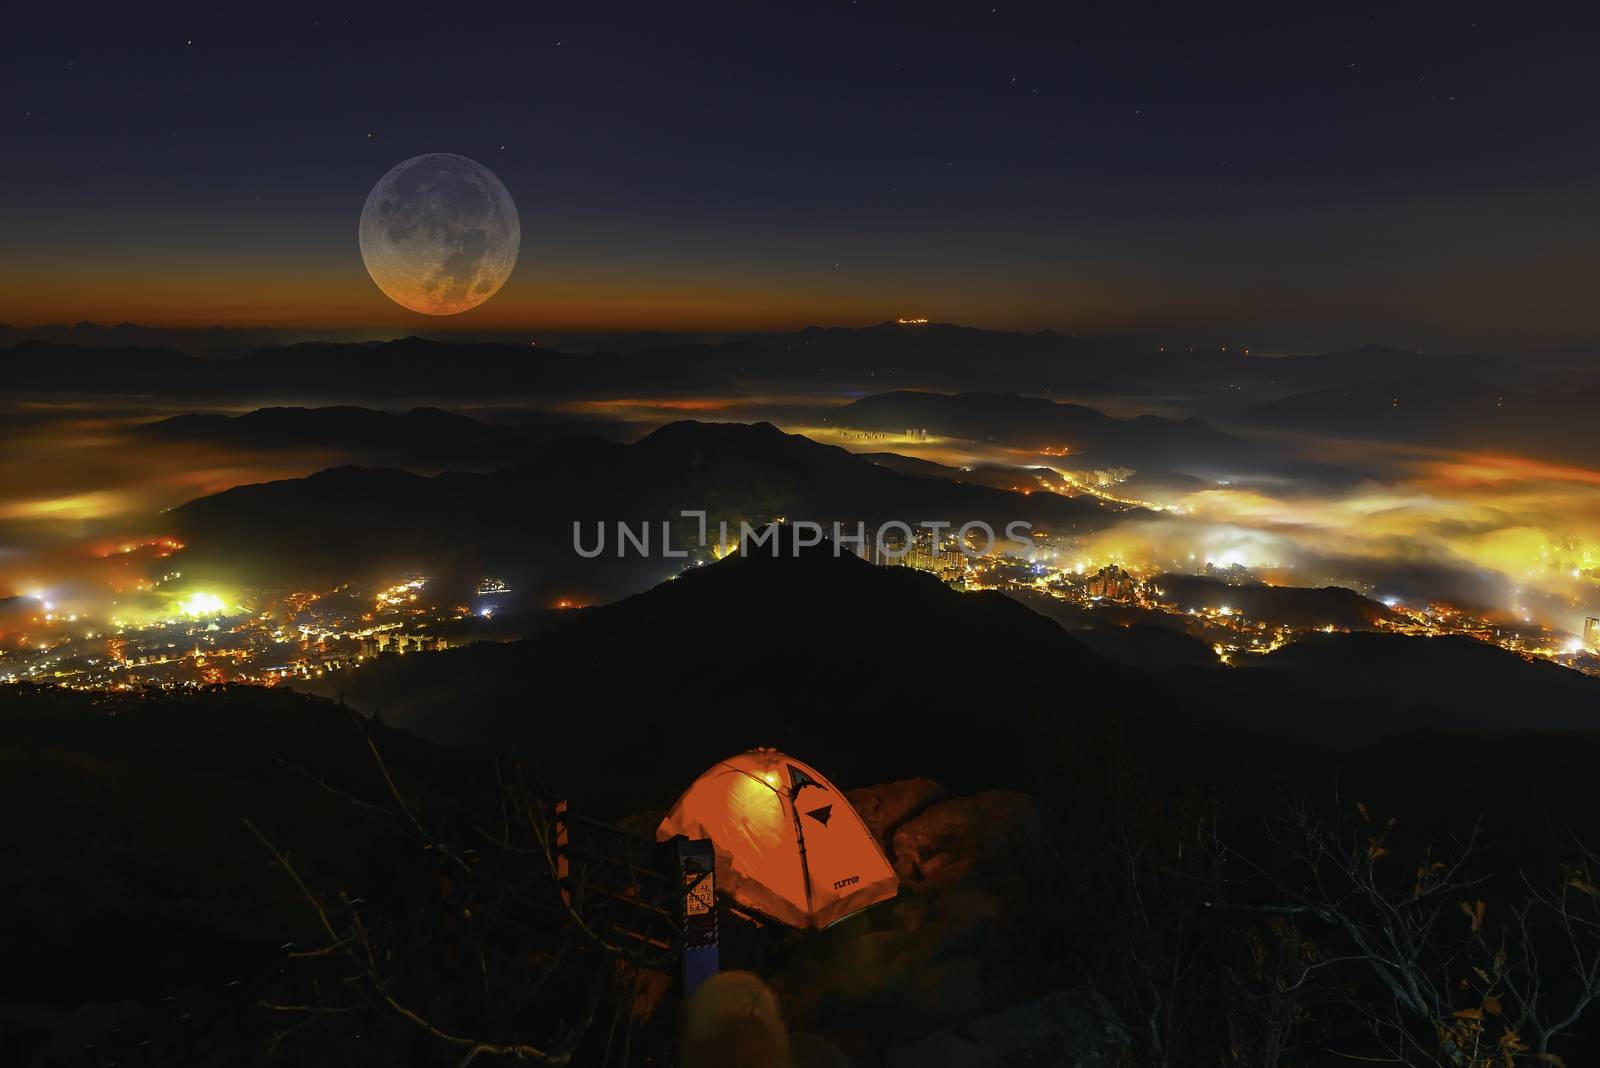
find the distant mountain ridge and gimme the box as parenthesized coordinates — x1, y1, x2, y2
(0, 337, 722, 397)
(829, 390, 1255, 470)
(141, 406, 540, 466)
(168, 419, 1129, 604)
(0, 321, 292, 359)
(0, 322, 711, 358)
(0, 325, 1549, 399)
(678, 329, 1532, 395)
(1244, 376, 1600, 465)
(134, 394, 1267, 494)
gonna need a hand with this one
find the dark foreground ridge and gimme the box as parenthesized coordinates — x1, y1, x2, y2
(307, 534, 1600, 801)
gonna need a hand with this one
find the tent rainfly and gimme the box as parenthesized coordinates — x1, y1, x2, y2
(656, 748, 900, 929)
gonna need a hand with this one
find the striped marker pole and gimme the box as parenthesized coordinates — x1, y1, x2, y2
(678, 837, 719, 997)
(554, 799, 571, 909)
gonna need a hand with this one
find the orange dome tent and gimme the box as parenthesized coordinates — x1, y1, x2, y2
(657, 749, 899, 929)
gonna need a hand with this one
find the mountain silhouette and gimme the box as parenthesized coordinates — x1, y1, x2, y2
(1152, 573, 1399, 629)
(302, 535, 1600, 810)
(142, 405, 542, 466)
(296, 531, 1120, 809)
(828, 390, 1255, 470)
(673, 330, 1529, 395)
(0, 321, 291, 359)
(0, 337, 722, 397)
(0, 327, 1542, 400)
(169, 420, 1129, 603)
(1245, 376, 1600, 465)
(1172, 630, 1600, 743)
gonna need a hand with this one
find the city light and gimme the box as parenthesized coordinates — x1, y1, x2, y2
(176, 591, 227, 617)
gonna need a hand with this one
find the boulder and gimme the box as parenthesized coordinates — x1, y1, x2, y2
(890, 792, 1039, 892)
(891, 894, 933, 934)
(846, 778, 948, 854)
(889, 918, 988, 969)
(958, 987, 1129, 1066)
(932, 886, 1004, 924)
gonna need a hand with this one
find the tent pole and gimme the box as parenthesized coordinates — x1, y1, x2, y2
(788, 792, 816, 924)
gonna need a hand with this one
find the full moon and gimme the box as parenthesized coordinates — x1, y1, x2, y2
(358, 153, 520, 315)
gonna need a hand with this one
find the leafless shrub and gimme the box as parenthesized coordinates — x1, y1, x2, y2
(1212, 795, 1600, 1067)
(249, 726, 679, 1066)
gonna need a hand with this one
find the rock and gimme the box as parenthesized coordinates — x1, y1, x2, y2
(890, 918, 987, 969)
(830, 929, 903, 1005)
(932, 886, 1004, 924)
(836, 928, 898, 972)
(682, 971, 791, 1068)
(892, 894, 933, 934)
(886, 1029, 1004, 1068)
(891, 792, 1039, 892)
(847, 778, 948, 854)
(958, 986, 1129, 1067)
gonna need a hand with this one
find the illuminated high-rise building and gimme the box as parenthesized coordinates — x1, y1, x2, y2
(1086, 564, 1135, 601)
(1585, 616, 1600, 650)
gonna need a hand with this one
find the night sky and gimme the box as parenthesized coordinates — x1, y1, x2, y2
(6, 0, 1600, 350)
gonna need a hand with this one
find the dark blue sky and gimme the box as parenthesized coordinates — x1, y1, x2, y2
(6, 0, 1600, 350)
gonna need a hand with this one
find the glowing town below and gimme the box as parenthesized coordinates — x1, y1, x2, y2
(4, 527, 1597, 691)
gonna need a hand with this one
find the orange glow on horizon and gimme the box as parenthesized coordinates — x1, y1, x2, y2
(1427, 453, 1600, 488)
(0, 261, 914, 331)
(0, 257, 1130, 333)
